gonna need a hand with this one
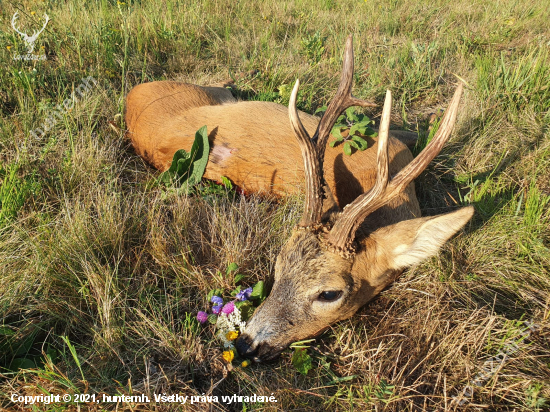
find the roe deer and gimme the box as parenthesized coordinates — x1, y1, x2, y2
(125, 35, 473, 362)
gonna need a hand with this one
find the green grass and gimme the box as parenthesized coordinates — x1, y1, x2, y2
(1, 0, 549, 411)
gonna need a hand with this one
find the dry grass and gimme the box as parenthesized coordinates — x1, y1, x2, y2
(1, 0, 549, 410)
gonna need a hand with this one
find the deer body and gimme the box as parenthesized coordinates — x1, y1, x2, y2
(126, 81, 418, 212)
(125, 36, 473, 362)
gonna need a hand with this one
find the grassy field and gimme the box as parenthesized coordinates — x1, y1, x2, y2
(1, 0, 549, 410)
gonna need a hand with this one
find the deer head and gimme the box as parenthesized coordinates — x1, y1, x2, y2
(235, 35, 474, 362)
(11, 12, 49, 54)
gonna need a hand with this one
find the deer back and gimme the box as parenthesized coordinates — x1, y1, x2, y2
(126, 82, 418, 218)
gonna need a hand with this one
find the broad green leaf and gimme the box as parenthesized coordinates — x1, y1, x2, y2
(235, 301, 254, 321)
(250, 281, 267, 302)
(186, 125, 210, 186)
(291, 348, 312, 376)
(354, 121, 368, 134)
(10, 358, 35, 371)
(314, 105, 327, 114)
(331, 127, 343, 139)
(234, 273, 245, 284)
(343, 142, 352, 156)
(349, 123, 360, 136)
(351, 135, 369, 150)
(226, 262, 239, 274)
(159, 149, 190, 184)
(159, 125, 210, 189)
(336, 114, 345, 123)
(349, 140, 360, 150)
(208, 314, 218, 324)
(345, 107, 358, 122)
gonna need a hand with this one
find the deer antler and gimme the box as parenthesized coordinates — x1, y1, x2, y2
(327, 83, 464, 254)
(288, 34, 376, 227)
(32, 14, 49, 38)
(11, 12, 27, 37)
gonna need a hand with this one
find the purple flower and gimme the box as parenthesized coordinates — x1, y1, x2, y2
(221, 301, 235, 314)
(236, 287, 253, 301)
(212, 304, 223, 315)
(197, 311, 208, 324)
(211, 295, 223, 305)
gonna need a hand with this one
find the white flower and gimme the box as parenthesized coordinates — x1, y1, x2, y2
(215, 305, 246, 347)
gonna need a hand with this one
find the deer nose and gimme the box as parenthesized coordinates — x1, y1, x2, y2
(235, 334, 258, 359)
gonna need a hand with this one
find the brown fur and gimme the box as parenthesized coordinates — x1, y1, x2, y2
(124, 80, 473, 361)
(125, 81, 418, 212)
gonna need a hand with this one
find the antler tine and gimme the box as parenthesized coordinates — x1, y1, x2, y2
(289, 79, 324, 227)
(389, 83, 463, 192)
(327, 90, 392, 253)
(312, 34, 377, 162)
(327, 84, 464, 254)
(11, 12, 25, 36)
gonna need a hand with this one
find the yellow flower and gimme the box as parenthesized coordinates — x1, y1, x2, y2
(7, 46, 12, 50)
(241, 360, 250, 368)
(31, 11, 36, 15)
(226, 331, 239, 341)
(222, 350, 234, 363)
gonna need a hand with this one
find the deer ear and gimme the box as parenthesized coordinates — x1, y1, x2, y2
(371, 207, 474, 270)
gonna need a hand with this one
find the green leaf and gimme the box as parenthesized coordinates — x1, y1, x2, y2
(345, 107, 358, 122)
(206, 289, 224, 301)
(159, 126, 210, 189)
(354, 124, 368, 136)
(250, 281, 267, 302)
(9, 358, 35, 371)
(336, 114, 346, 123)
(235, 301, 254, 321)
(226, 262, 239, 274)
(230, 285, 242, 296)
(234, 273, 245, 284)
(351, 135, 369, 150)
(186, 125, 210, 186)
(314, 105, 327, 114)
(220, 176, 233, 189)
(0, 326, 14, 336)
(331, 127, 343, 139)
(208, 314, 218, 324)
(348, 140, 360, 150)
(343, 142, 352, 156)
(349, 123, 360, 136)
(291, 348, 312, 376)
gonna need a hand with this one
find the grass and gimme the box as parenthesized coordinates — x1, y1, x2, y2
(0, 0, 549, 410)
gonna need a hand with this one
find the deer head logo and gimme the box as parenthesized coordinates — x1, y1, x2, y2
(11, 12, 49, 54)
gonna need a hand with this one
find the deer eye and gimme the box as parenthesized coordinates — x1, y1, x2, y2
(318, 290, 342, 302)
